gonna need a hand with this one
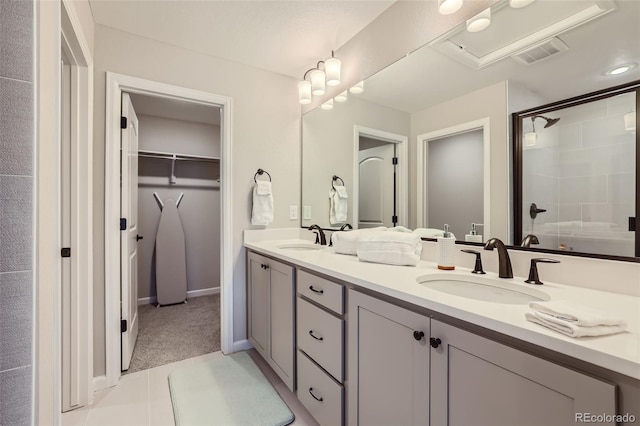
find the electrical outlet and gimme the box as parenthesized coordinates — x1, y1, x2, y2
(303, 205, 312, 220)
(289, 205, 298, 220)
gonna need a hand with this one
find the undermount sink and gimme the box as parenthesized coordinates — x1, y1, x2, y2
(277, 243, 323, 251)
(416, 273, 550, 305)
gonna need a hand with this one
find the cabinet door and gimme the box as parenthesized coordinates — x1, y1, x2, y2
(347, 290, 430, 426)
(430, 320, 617, 426)
(269, 259, 295, 390)
(247, 252, 270, 359)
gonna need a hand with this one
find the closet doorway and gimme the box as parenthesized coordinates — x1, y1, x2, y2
(104, 73, 233, 388)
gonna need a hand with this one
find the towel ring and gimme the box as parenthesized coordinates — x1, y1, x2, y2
(332, 175, 344, 188)
(254, 168, 272, 183)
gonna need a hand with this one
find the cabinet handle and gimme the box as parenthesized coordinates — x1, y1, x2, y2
(309, 285, 324, 294)
(308, 330, 324, 341)
(430, 337, 442, 348)
(308, 387, 324, 402)
(413, 330, 424, 341)
(260, 264, 270, 270)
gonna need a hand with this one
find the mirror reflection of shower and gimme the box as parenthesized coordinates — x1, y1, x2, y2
(529, 202, 547, 233)
(524, 115, 561, 147)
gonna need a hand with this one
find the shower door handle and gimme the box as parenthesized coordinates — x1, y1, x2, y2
(629, 217, 636, 232)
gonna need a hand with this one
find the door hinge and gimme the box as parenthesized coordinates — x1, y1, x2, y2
(121, 319, 128, 333)
(61, 247, 71, 258)
(392, 157, 398, 165)
(120, 116, 127, 129)
(120, 218, 127, 231)
(392, 215, 398, 223)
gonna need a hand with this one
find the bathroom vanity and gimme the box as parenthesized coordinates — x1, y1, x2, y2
(245, 232, 640, 426)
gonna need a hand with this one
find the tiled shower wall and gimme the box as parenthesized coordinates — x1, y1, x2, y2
(0, 0, 34, 424)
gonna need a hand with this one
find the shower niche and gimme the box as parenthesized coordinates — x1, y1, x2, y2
(513, 81, 639, 258)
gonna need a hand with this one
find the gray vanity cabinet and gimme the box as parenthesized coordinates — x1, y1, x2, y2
(430, 320, 617, 426)
(247, 251, 295, 391)
(347, 290, 431, 426)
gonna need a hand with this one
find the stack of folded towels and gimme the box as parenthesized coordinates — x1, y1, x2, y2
(331, 227, 422, 266)
(525, 301, 627, 338)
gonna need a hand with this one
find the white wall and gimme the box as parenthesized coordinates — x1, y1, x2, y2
(302, 96, 410, 228)
(136, 114, 221, 300)
(411, 82, 510, 242)
(92, 25, 301, 376)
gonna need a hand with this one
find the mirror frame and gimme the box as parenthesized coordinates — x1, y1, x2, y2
(512, 79, 640, 262)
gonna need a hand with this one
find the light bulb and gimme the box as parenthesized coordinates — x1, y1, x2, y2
(321, 99, 334, 110)
(466, 8, 491, 32)
(438, 0, 463, 15)
(325, 56, 341, 86)
(335, 90, 348, 102)
(297, 80, 311, 104)
(310, 69, 326, 95)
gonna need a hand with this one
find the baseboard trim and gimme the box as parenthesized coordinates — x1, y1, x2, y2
(232, 339, 253, 353)
(93, 375, 108, 393)
(137, 287, 220, 305)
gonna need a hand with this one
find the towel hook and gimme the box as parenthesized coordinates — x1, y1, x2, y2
(254, 168, 272, 182)
(332, 175, 344, 188)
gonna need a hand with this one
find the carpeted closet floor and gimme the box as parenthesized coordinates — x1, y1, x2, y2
(125, 294, 221, 374)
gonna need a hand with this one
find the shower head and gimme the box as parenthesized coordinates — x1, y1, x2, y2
(532, 115, 561, 129)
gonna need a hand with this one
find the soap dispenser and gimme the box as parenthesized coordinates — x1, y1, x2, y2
(465, 223, 483, 243)
(437, 224, 456, 270)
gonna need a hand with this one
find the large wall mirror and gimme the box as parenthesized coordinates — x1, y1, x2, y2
(301, 0, 640, 259)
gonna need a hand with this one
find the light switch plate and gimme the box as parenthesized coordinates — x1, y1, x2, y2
(289, 205, 298, 220)
(303, 205, 312, 220)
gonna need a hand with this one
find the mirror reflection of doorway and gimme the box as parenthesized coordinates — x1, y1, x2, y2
(358, 137, 397, 228)
(426, 129, 484, 239)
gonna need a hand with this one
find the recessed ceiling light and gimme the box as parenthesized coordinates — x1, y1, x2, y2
(606, 63, 637, 75)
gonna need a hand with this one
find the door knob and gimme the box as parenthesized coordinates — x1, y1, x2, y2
(430, 337, 442, 348)
(413, 330, 424, 341)
(136, 234, 143, 241)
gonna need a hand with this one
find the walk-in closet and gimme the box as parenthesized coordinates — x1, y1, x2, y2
(123, 94, 222, 373)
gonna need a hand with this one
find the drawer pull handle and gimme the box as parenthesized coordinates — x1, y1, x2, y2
(308, 330, 324, 341)
(309, 285, 324, 294)
(309, 387, 324, 402)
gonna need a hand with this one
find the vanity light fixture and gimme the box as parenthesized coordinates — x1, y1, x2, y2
(335, 90, 348, 102)
(606, 63, 637, 76)
(321, 98, 334, 110)
(466, 8, 491, 32)
(297, 51, 342, 104)
(349, 81, 364, 94)
(438, 0, 463, 15)
(509, 0, 535, 8)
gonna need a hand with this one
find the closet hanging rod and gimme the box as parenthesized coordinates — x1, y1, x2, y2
(138, 149, 219, 162)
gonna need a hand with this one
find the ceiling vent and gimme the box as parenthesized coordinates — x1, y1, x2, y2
(511, 37, 569, 66)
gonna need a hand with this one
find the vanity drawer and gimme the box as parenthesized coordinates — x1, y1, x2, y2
(297, 297, 343, 382)
(297, 350, 343, 426)
(297, 269, 344, 315)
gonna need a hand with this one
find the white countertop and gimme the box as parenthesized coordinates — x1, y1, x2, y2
(244, 238, 640, 380)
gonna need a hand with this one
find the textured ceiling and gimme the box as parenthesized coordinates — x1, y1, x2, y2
(89, 0, 395, 78)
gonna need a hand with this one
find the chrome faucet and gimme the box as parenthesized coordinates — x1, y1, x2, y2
(521, 234, 539, 248)
(483, 238, 513, 278)
(308, 224, 327, 245)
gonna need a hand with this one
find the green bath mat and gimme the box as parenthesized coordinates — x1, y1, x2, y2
(168, 352, 294, 426)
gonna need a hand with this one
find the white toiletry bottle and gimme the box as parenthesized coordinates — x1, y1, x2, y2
(437, 224, 456, 270)
(465, 223, 483, 243)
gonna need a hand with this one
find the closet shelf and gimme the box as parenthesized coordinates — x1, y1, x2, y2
(138, 149, 219, 163)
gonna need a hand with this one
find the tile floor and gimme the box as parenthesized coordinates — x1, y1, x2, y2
(62, 350, 319, 426)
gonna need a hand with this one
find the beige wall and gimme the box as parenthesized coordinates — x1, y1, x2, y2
(410, 81, 510, 241)
(302, 97, 410, 228)
(66, 0, 95, 58)
(92, 24, 301, 376)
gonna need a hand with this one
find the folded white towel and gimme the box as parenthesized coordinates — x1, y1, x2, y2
(388, 226, 413, 233)
(331, 228, 386, 255)
(413, 228, 456, 239)
(251, 181, 273, 226)
(525, 311, 627, 338)
(329, 186, 348, 225)
(357, 232, 422, 266)
(529, 301, 626, 327)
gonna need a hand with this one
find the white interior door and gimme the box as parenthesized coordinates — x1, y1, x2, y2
(358, 144, 395, 228)
(121, 93, 139, 370)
